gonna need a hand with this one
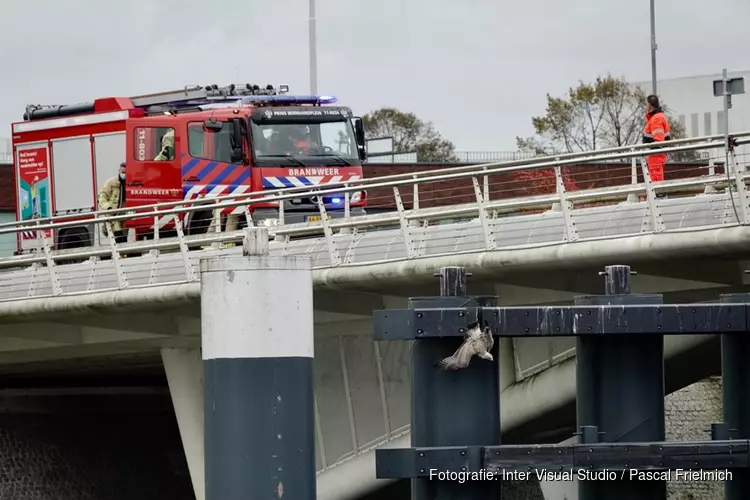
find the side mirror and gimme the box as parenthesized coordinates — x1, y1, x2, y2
(203, 118, 223, 131)
(352, 117, 367, 161)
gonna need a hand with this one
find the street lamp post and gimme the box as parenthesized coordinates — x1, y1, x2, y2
(309, 0, 318, 94)
(650, 0, 657, 95)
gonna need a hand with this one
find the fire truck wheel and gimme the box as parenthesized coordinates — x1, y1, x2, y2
(56, 228, 92, 265)
(57, 228, 91, 250)
(187, 210, 212, 235)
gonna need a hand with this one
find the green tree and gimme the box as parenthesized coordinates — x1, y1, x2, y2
(362, 108, 458, 162)
(516, 74, 697, 161)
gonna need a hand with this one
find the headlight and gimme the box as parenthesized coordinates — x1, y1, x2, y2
(261, 218, 279, 227)
(350, 191, 362, 203)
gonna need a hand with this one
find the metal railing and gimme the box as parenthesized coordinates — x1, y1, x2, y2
(0, 134, 744, 270)
(0, 131, 745, 233)
(314, 332, 411, 474)
(0, 134, 746, 267)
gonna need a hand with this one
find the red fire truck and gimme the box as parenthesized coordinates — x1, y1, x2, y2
(10, 83, 368, 253)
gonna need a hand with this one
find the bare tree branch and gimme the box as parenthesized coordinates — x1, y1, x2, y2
(516, 74, 699, 161)
(362, 108, 458, 162)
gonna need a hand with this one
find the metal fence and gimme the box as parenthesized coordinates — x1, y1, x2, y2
(0, 148, 713, 166)
(0, 132, 748, 384)
(0, 131, 745, 274)
(365, 150, 538, 164)
(364, 149, 712, 164)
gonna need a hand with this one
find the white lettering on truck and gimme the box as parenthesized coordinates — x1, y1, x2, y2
(130, 188, 174, 196)
(137, 129, 147, 161)
(288, 168, 341, 176)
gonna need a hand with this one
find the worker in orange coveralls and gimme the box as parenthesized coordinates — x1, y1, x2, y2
(642, 94, 671, 182)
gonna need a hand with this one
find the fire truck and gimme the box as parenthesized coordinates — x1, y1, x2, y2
(10, 83, 368, 253)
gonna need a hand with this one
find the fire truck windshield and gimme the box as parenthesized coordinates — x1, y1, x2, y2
(250, 120, 359, 163)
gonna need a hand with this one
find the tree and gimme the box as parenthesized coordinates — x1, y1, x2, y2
(516, 74, 698, 161)
(362, 108, 458, 162)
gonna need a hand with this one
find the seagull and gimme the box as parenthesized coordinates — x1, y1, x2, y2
(436, 320, 494, 371)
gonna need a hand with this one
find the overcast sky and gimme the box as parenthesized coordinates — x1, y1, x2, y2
(1, 0, 749, 151)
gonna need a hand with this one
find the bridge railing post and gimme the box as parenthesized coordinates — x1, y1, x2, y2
(200, 226, 316, 500)
(720, 292, 750, 500)
(372, 266, 502, 499)
(575, 265, 666, 500)
(410, 266, 501, 499)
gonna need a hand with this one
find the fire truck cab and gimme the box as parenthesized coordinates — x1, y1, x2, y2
(11, 84, 368, 254)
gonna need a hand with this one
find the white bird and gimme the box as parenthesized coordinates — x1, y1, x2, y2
(436, 320, 494, 371)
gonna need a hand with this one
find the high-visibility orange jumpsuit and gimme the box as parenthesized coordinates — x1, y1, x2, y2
(642, 109, 671, 182)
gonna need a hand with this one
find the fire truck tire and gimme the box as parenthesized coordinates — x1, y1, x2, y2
(57, 227, 92, 250)
(187, 210, 213, 235)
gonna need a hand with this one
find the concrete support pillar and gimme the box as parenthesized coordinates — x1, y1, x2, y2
(162, 347, 205, 500)
(200, 229, 316, 500)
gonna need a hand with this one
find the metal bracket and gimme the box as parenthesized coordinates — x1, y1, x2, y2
(243, 204, 255, 228)
(554, 166, 579, 242)
(316, 194, 341, 266)
(375, 440, 750, 478)
(393, 186, 417, 258)
(38, 228, 62, 296)
(173, 214, 197, 281)
(105, 221, 128, 289)
(147, 250, 160, 286)
(342, 229, 363, 265)
(471, 176, 497, 250)
(373, 303, 748, 340)
(86, 255, 100, 291)
(640, 157, 665, 232)
(376, 447, 485, 479)
(27, 262, 41, 298)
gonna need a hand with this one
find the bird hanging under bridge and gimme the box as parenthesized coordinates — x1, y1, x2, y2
(435, 320, 494, 371)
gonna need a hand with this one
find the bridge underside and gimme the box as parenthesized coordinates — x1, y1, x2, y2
(0, 251, 744, 498)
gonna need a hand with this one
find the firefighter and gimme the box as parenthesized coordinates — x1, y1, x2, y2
(291, 126, 311, 154)
(98, 162, 128, 244)
(153, 129, 175, 161)
(642, 95, 671, 182)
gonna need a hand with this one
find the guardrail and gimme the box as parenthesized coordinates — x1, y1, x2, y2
(1, 131, 747, 232)
(0, 134, 747, 268)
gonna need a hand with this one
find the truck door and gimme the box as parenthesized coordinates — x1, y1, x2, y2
(125, 118, 183, 233)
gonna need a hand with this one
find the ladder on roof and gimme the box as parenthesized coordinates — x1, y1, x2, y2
(130, 83, 289, 108)
(22, 83, 292, 121)
(22, 83, 289, 120)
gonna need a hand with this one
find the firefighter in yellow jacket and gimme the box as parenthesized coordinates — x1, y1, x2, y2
(153, 129, 175, 161)
(98, 162, 128, 244)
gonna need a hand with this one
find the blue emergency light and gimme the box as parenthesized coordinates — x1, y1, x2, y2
(147, 94, 339, 114)
(149, 95, 338, 112)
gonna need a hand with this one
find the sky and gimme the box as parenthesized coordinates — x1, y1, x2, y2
(1, 0, 749, 152)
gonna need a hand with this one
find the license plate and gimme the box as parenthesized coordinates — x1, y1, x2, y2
(306, 215, 332, 222)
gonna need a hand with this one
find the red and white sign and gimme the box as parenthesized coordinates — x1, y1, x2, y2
(18, 147, 51, 240)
